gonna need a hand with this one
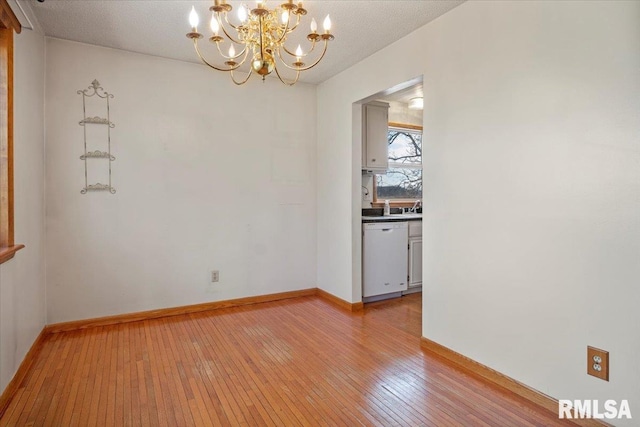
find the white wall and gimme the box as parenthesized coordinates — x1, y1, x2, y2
(317, 1, 640, 424)
(0, 29, 46, 392)
(45, 39, 317, 323)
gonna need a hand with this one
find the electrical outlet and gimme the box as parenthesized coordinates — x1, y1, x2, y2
(211, 270, 220, 283)
(587, 346, 609, 381)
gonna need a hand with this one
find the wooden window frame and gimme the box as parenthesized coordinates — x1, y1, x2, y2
(0, 0, 23, 264)
(372, 122, 423, 208)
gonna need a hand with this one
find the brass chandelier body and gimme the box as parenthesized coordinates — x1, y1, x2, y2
(186, 0, 334, 86)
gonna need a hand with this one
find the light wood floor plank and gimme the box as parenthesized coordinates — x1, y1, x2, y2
(0, 294, 578, 426)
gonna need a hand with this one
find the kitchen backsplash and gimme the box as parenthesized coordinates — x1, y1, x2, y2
(362, 172, 375, 209)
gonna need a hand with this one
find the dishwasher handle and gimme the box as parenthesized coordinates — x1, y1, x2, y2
(363, 222, 408, 231)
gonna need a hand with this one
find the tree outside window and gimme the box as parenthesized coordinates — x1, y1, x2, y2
(375, 126, 422, 201)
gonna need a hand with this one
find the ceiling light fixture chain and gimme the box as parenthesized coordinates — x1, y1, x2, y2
(186, 0, 334, 86)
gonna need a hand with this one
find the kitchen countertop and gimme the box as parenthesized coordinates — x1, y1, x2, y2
(362, 213, 422, 223)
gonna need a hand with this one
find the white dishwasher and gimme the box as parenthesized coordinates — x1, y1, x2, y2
(363, 221, 408, 301)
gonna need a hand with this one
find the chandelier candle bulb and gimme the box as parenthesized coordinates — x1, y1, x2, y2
(323, 15, 331, 33)
(238, 5, 247, 23)
(189, 6, 199, 31)
(293, 44, 304, 67)
(210, 15, 219, 35)
(310, 17, 317, 33)
(281, 10, 288, 24)
(228, 45, 235, 58)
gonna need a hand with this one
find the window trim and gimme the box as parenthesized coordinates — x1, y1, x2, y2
(372, 122, 423, 207)
(0, 0, 23, 264)
(388, 121, 422, 131)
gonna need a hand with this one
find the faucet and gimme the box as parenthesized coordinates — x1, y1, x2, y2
(410, 200, 421, 213)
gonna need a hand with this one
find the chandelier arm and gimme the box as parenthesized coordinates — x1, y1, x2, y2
(275, 40, 328, 72)
(230, 68, 253, 85)
(276, 13, 300, 44)
(282, 38, 316, 57)
(220, 12, 240, 31)
(219, 14, 245, 44)
(274, 10, 291, 43)
(193, 40, 244, 72)
(273, 31, 284, 46)
(238, 47, 251, 66)
(215, 41, 247, 60)
(274, 63, 300, 86)
(286, 13, 301, 33)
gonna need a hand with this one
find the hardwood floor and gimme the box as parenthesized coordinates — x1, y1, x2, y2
(0, 293, 575, 426)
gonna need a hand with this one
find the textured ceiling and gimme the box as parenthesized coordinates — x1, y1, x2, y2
(22, 0, 464, 84)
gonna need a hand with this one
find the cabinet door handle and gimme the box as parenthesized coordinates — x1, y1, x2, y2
(371, 158, 376, 162)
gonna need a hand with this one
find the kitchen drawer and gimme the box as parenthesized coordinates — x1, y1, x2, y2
(408, 220, 422, 238)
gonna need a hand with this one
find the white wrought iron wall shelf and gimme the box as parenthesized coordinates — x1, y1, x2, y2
(77, 80, 116, 194)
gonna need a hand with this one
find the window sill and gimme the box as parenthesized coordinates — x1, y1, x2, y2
(0, 244, 25, 265)
(372, 200, 421, 208)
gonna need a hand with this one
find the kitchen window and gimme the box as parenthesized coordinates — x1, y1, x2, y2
(374, 124, 422, 204)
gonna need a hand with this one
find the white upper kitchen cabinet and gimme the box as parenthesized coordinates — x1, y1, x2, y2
(362, 101, 389, 172)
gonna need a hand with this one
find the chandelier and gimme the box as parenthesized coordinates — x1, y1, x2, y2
(186, 0, 334, 86)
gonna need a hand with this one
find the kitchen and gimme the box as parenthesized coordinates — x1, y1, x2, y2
(359, 80, 424, 304)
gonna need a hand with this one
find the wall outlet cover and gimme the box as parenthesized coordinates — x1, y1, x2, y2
(211, 270, 220, 282)
(587, 346, 609, 381)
